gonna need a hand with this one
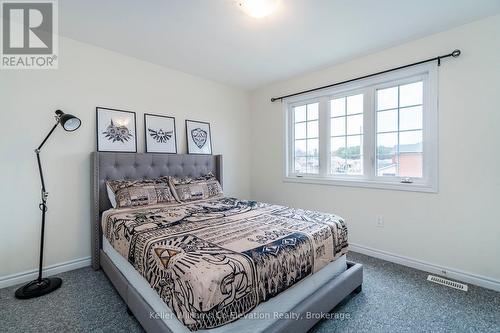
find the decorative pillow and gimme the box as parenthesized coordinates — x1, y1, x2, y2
(169, 172, 223, 202)
(106, 177, 176, 208)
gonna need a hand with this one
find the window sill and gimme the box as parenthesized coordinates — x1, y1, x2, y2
(283, 176, 437, 193)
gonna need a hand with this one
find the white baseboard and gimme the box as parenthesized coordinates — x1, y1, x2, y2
(0, 256, 91, 289)
(349, 243, 500, 292)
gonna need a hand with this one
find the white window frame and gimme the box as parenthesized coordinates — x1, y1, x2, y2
(283, 63, 438, 193)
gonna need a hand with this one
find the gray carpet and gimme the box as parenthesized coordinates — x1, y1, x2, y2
(1, 252, 499, 333)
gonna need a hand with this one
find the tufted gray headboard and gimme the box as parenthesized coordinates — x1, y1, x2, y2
(91, 152, 223, 269)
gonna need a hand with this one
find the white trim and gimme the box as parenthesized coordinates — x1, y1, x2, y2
(349, 243, 500, 292)
(0, 256, 91, 289)
(318, 96, 329, 176)
(283, 175, 437, 193)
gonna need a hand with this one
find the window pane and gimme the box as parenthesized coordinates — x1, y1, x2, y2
(346, 135, 363, 175)
(331, 137, 346, 175)
(399, 130, 423, 178)
(347, 135, 362, 158)
(295, 157, 307, 174)
(307, 157, 319, 174)
(399, 154, 423, 178)
(347, 114, 363, 135)
(400, 106, 422, 131)
(377, 132, 397, 151)
(400, 81, 422, 107)
(294, 105, 306, 122)
(400, 130, 422, 149)
(307, 103, 319, 120)
(331, 137, 345, 154)
(331, 117, 346, 136)
(331, 98, 345, 117)
(377, 86, 398, 110)
(377, 133, 397, 176)
(294, 139, 306, 157)
(307, 120, 319, 138)
(377, 109, 398, 133)
(331, 157, 346, 175)
(347, 94, 363, 115)
(294, 122, 306, 139)
(307, 138, 319, 157)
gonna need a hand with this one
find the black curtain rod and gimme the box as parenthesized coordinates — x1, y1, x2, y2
(270, 49, 461, 102)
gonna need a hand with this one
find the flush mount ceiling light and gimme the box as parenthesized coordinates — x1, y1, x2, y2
(236, 0, 280, 18)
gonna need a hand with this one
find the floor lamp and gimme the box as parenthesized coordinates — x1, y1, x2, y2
(15, 110, 82, 299)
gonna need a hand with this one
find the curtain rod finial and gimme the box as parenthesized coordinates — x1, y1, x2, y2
(452, 49, 461, 57)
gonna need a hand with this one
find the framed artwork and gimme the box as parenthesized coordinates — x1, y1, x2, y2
(185, 119, 212, 155)
(96, 107, 137, 152)
(144, 113, 177, 154)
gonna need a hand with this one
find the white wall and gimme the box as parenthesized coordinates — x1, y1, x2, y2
(0, 36, 251, 279)
(249, 15, 500, 284)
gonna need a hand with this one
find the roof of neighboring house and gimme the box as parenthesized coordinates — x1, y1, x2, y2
(392, 142, 423, 154)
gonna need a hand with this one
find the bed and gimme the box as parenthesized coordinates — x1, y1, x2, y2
(91, 152, 363, 333)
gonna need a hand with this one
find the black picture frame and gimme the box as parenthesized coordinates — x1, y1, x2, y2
(144, 113, 178, 154)
(96, 107, 137, 153)
(185, 119, 212, 155)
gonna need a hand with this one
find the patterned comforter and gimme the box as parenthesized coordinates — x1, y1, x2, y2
(102, 197, 348, 331)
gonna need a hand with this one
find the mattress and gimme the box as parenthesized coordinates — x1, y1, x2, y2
(103, 238, 347, 333)
(102, 197, 348, 331)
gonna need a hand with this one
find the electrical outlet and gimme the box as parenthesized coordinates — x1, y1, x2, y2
(376, 217, 384, 228)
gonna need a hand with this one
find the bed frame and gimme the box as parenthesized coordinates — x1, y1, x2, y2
(91, 151, 363, 333)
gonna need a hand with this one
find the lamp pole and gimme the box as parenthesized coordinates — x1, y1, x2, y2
(34, 121, 59, 283)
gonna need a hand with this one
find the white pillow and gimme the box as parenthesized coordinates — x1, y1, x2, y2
(106, 183, 117, 208)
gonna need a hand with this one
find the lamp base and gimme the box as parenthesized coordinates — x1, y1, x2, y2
(15, 277, 62, 299)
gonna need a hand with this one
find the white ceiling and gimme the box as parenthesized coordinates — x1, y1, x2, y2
(59, 0, 500, 89)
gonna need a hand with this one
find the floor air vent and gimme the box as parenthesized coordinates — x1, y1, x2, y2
(427, 275, 468, 291)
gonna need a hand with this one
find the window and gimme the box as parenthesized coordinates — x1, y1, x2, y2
(330, 94, 364, 175)
(285, 64, 437, 192)
(293, 102, 319, 174)
(376, 82, 423, 178)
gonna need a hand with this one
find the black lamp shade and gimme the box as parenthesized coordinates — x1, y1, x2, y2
(55, 110, 81, 131)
